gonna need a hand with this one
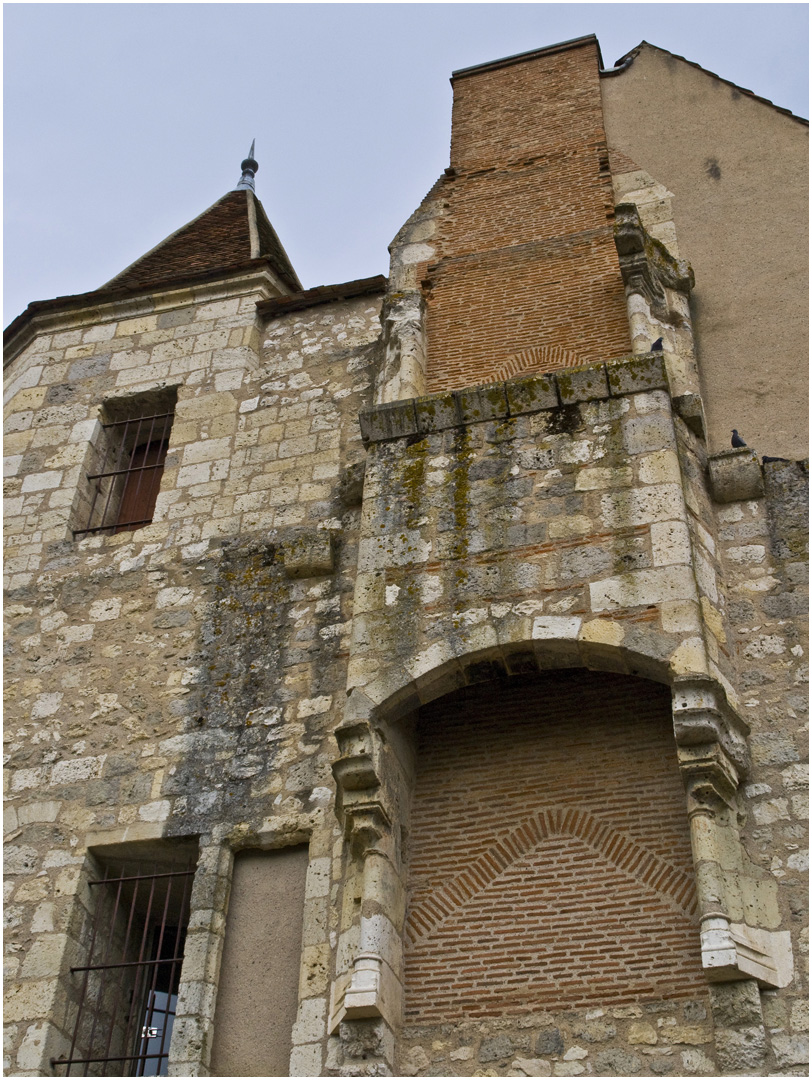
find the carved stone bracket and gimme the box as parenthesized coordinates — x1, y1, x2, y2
(672, 675, 750, 816)
(614, 202, 694, 316)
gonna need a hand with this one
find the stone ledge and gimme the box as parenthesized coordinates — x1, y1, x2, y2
(359, 353, 669, 444)
(282, 530, 336, 577)
(708, 449, 765, 503)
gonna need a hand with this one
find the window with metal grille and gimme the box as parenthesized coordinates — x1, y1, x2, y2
(73, 390, 176, 538)
(53, 844, 197, 1077)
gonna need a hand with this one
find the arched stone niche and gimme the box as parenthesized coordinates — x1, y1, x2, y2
(329, 641, 792, 1075)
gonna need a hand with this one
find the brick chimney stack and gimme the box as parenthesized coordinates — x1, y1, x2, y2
(425, 35, 631, 391)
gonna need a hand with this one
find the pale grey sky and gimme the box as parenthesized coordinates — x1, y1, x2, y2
(4, 3, 808, 325)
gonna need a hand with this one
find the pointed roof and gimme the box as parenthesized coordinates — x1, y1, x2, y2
(105, 187, 301, 293)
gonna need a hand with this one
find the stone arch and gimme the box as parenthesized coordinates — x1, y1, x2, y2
(330, 635, 788, 1072)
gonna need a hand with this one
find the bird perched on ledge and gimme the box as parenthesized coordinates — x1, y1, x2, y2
(731, 429, 747, 448)
(651, 337, 663, 351)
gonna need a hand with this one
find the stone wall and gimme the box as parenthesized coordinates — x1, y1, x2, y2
(3, 35, 808, 1080)
(329, 357, 806, 1077)
(3, 282, 383, 1076)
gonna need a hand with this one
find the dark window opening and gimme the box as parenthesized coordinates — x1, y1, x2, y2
(52, 846, 196, 1077)
(73, 390, 176, 538)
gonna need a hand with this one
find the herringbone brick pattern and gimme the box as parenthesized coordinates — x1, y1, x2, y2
(404, 670, 705, 1021)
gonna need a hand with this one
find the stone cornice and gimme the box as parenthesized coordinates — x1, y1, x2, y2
(4, 264, 285, 367)
(359, 353, 670, 445)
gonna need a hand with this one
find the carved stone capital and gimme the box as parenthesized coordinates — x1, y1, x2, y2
(333, 722, 379, 792)
(672, 676, 750, 777)
(614, 203, 694, 314)
(343, 800, 392, 857)
(679, 745, 742, 813)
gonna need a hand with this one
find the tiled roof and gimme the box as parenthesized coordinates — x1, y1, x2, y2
(106, 189, 302, 292)
(4, 189, 305, 348)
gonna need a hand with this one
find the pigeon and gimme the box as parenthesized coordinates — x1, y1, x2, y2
(731, 429, 747, 448)
(651, 337, 663, 351)
(762, 456, 789, 464)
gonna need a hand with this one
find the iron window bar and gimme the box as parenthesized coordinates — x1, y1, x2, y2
(51, 862, 193, 1077)
(74, 410, 174, 538)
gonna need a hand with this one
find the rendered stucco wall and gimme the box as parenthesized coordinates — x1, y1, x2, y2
(210, 847, 309, 1076)
(601, 44, 808, 459)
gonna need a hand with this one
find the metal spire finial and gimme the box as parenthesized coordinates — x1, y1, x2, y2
(236, 140, 258, 192)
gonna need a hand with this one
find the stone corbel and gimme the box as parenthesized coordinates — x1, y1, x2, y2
(332, 721, 381, 825)
(671, 677, 792, 989)
(614, 203, 694, 316)
(328, 800, 402, 1033)
(672, 675, 750, 808)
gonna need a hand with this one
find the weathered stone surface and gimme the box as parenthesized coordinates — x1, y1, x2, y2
(414, 392, 459, 434)
(283, 529, 335, 577)
(708, 449, 765, 503)
(505, 372, 559, 415)
(557, 363, 610, 404)
(535, 1029, 564, 1057)
(606, 353, 668, 396)
(359, 399, 418, 443)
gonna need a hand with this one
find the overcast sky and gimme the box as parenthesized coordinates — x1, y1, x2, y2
(4, 3, 808, 325)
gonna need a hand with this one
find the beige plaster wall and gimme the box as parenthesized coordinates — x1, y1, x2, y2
(601, 44, 808, 459)
(210, 847, 309, 1077)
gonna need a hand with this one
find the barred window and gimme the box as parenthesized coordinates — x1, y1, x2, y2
(53, 845, 196, 1077)
(73, 390, 176, 538)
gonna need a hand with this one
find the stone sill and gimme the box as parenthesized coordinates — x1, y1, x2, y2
(359, 353, 668, 444)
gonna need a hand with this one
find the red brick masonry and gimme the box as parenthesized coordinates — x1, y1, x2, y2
(425, 38, 630, 392)
(404, 670, 705, 1022)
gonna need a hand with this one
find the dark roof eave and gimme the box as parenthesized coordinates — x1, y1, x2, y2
(256, 275, 388, 317)
(4, 257, 291, 351)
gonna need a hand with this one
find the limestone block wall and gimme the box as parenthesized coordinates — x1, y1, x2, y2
(350, 361, 712, 709)
(3, 285, 383, 1076)
(329, 356, 806, 1077)
(711, 461, 809, 1073)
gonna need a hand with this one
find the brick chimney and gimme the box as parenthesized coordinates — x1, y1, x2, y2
(425, 36, 630, 391)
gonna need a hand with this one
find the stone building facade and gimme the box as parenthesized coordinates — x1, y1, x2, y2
(4, 35, 808, 1078)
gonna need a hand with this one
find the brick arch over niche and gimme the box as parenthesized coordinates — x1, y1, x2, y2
(403, 668, 706, 1023)
(493, 343, 586, 382)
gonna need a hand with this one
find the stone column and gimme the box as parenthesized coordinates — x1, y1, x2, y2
(614, 202, 705, 436)
(169, 840, 232, 1077)
(672, 676, 793, 991)
(375, 294, 428, 406)
(330, 715, 406, 1075)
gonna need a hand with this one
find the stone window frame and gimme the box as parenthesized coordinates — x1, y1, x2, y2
(72, 387, 178, 539)
(50, 837, 198, 1077)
